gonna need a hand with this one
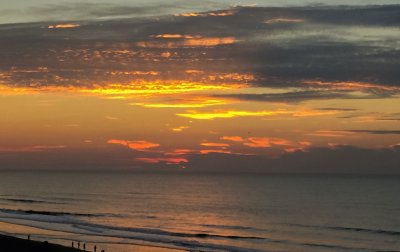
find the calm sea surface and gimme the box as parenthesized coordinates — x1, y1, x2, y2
(0, 172, 399, 252)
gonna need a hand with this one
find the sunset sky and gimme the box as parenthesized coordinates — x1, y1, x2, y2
(1, 1, 399, 173)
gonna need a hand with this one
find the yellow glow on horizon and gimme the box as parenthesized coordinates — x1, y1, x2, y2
(177, 110, 289, 120)
(152, 34, 200, 39)
(133, 98, 228, 108)
(177, 10, 236, 17)
(48, 24, 80, 29)
(176, 109, 338, 120)
(136, 37, 236, 48)
(82, 82, 245, 97)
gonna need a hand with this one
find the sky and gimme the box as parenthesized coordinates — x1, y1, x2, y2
(0, 1, 399, 173)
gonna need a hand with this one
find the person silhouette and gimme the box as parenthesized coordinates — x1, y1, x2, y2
(83, 243, 86, 251)
(72, 241, 74, 248)
(78, 242, 80, 250)
(94, 245, 97, 252)
(27, 235, 30, 240)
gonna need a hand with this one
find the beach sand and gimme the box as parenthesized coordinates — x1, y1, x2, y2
(0, 222, 185, 252)
(0, 234, 81, 252)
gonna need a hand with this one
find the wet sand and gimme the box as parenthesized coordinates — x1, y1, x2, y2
(0, 234, 81, 252)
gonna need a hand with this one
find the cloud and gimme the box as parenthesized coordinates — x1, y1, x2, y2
(0, 144, 398, 174)
(177, 109, 338, 120)
(136, 157, 188, 165)
(107, 139, 160, 151)
(346, 130, 400, 135)
(176, 110, 288, 120)
(1, 5, 400, 92)
(186, 145, 400, 174)
(48, 24, 80, 29)
(200, 142, 230, 147)
(264, 18, 305, 24)
(0, 145, 66, 153)
(220, 136, 244, 142)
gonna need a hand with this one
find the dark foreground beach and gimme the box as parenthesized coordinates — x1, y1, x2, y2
(0, 234, 80, 252)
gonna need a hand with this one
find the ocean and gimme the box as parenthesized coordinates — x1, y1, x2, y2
(0, 172, 399, 252)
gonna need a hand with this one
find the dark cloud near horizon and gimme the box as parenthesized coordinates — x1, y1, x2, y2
(1, 145, 399, 174)
(347, 130, 400, 135)
(0, 5, 400, 97)
(186, 146, 400, 174)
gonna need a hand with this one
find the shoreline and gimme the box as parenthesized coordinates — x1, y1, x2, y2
(0, 233, 81, 252)
(0, 220, 186, 252)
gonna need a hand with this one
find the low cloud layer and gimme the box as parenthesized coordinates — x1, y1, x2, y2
(1, 145, 399, 174)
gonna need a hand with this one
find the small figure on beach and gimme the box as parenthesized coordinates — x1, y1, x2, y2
(83, 243, 86, 251)
(27, 234, 30, 240)
(78, 241, 80, 249)
(72, 241, 74, 248)
(94, 245, 97, 252)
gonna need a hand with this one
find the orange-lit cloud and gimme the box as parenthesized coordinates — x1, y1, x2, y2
(48, 24, 80, 29)
(220, 136, 244, 142)
(199, 149, 232, 154)
(177, 109, 339, 120)
(308, 130, 355, 137)
(208, 73, 255, 82)
(165, 149, 194, 156)
(133, 97, 228, 108)
(152, 34, 200, 39)
(176, 110, 289, 120)
(200, 142, 230, 147)
(110, 71, 160, 76)
(265, 18, 305, 24)
(0, 145, 66, 153)
(185, 70, 204, 74)
(293, 110, 339, 117)
(304, 80, 400, 92)
(171, 126, 189, 132)
(220, 135, 312, 152)
(107, 139, 160, 151)
(243, 137, 271, 148)
(136, 157, 188, 164)
(82, 82, 244, 97)
(177, 10, 236, 17)
(136, 37, 236, 48)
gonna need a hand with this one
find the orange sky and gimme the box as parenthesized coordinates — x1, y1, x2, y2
(0, 5, 399, 172)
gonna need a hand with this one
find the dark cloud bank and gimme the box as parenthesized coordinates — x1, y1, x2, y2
(1, 4, 400, 91)
(1, 145, 399, 174)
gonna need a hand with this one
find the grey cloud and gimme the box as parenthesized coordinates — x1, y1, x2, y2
(214, 91, 349, 103)
(185, 146, 400, 174)
(1, 5, 400, 90)
(213, 90, 394, 103)
(346, 130, 400, 135)
(1, 145, 399, 174)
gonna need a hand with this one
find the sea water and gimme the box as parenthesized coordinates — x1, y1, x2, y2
(0, 172, 399, 252)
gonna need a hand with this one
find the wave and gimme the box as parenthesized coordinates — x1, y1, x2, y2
(0, 208, 120, 218)
(74, 222, 265, 240)
(0, 209, 396, 252)
(286, 223, 400, 237)
(0, 197, 64, 205)
(198, 223, 268, 233)
(329, 226, 400, 236)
